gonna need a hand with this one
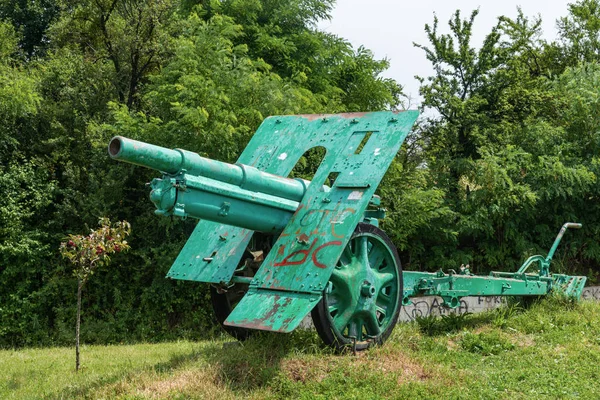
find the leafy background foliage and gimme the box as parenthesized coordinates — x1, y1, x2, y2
(1, 0, 600, 347)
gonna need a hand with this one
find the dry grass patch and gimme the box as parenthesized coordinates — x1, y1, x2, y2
(280, 357, 337, 383)
(137, 369, 227, 399)
(512, 332, 535, 348)
(446, 337, 459, 350)
(281, 349, 431, 385)
(357, 349, 432, 383)
(94, 367, 235, 399)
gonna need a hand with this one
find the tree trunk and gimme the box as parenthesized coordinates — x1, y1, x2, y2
(76, 278, 82, 372)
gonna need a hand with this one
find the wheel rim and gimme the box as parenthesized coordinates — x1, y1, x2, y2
(325, 229, 401, 344)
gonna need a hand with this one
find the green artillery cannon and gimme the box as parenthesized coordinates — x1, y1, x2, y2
(109, 111, 587, 351)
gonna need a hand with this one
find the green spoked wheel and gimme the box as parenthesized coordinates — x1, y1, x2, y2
(311, 223, 403, 351)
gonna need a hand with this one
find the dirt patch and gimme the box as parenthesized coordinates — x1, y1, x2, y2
(514, 333, 535, 348)
(135, 369, 230, 400)
(360, 351, 431, 383)
(281, 357, 336, 383)
(472, 326, 493, 334)
(446, 337, 459, 350)
(281, 351, 430, 384)
(553, 345, 566, 353)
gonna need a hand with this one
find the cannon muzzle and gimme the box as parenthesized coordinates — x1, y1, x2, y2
(109, 136, 183, 174)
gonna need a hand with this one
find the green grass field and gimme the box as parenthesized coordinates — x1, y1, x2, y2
(2, 297, 600, 399)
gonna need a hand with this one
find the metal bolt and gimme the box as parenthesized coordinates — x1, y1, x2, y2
(389, 117, 398, 123)
(351, 119, 359, 124)
(219, 235, 227, 241)
(361, 282, 376, 297)
(322, 197, 331, 203)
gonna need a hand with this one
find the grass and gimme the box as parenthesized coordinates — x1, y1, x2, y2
(2, 297, 600, 399)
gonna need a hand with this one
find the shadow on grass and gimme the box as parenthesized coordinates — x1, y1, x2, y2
(202, 329, 326, 392)
(50, 329, 326, 399)
(413, 302, 527, 336)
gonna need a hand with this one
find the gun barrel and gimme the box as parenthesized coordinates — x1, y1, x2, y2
(108, 136, 308, 202)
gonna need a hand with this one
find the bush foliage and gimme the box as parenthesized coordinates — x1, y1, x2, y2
(1, 0, 600, 347)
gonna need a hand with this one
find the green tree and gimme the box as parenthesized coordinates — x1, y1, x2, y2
(110, 11, 323, 160)
(557, 0, 600, 65)
(186, 0, 403, 112)
(51, 0, 176, 108)
(0, 0, 60, 57)
(410, 6, 600, 277)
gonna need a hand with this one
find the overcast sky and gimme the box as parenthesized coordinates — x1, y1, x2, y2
(318, 0, 574, 108)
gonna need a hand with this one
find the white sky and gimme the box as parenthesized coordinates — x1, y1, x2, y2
(319, 0, 573, 108)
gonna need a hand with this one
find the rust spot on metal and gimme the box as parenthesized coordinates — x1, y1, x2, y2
(296, 112, 370, 121)
(338, 112, 368, 119)
(297, 233, 310, 242)
(296, 113, 331, 121)
(234, 295, 290, 331)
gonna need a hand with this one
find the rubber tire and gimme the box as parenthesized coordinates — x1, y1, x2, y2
(210, 283, 254, 341)
(210, 234, 274, 341)
(311, 223, 403, 352)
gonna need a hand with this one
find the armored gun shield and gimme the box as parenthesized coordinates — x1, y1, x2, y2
(168, 111, 418, 332)
(220, 112, 418, 332)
